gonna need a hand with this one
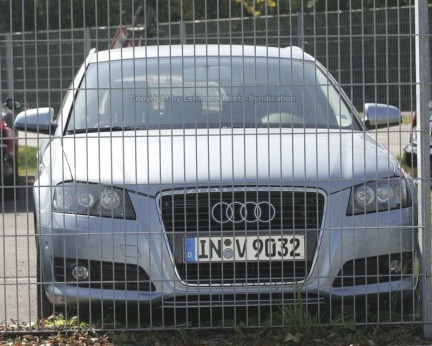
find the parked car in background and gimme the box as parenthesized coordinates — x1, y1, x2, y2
(1, 100, 20, 199)
(403, 101, 432, 167)
(15, 45, 419, 318)
(2, 98, 22, 127)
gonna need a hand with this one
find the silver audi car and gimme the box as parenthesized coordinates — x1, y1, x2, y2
(15, 45, 418, 316)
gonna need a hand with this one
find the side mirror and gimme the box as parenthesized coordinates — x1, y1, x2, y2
(363, 103, 401, 130)
(14, 107, 57, 135)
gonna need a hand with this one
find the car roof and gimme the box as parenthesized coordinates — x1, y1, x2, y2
(91, 45, 315, 63)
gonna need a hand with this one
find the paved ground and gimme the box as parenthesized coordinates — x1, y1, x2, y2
(0, 183, 37, 326)
(18, 131, 46, 148)
(0, 124, 412, 325)
(369, 123, 411, 160)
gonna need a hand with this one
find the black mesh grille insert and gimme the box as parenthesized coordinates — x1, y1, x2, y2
(160, 189, 325, 233)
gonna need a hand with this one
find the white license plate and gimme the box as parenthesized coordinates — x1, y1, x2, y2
(183, 235, 305, 263)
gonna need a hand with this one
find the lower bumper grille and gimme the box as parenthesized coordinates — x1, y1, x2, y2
(53, 258, 156, 292)
(162, 292, 326, 308)
(176, 261, 312, 285)
(332, 253, 413, 288)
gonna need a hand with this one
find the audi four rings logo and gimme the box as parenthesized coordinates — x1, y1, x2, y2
(211, 201, 276, 223)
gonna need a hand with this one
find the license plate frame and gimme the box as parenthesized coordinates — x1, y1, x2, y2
(183, 235, 305, 263)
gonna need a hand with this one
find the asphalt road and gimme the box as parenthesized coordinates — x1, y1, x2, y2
(0, 123, 412, 326)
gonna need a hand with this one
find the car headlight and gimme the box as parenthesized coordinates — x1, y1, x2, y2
(347, 179, 410, 215)
(53, 182, 136, 219)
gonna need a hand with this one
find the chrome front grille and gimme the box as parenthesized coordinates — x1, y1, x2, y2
(158, 187, 326, 286)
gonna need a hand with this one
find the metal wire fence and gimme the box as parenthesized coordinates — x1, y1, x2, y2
(0, 0, 431, 337)
(0, 6, 423, 111)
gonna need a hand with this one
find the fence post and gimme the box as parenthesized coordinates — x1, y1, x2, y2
(83, 27, 91, 55)
(179, 20, 186, 44)
(415, 0, 432, 338)
(0, 43, 3, 98)
(297, 12, 304, 49)
(5, 32, 13, 98)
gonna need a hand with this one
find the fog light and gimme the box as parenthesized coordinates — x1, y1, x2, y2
(389, 259, 402, 274)
(71, 265, 89, 281)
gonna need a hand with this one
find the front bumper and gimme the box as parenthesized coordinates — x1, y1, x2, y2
(39, 234, 419, 307)
(38, 185, 420, 308)
(45, 274, 418, 308)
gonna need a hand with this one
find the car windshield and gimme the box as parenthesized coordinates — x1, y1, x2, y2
(67, 57, 359, 132)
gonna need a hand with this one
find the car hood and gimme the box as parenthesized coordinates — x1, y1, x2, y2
(59, 128, 398, 190)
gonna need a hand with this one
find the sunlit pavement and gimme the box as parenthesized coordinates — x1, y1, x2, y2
(18, 131, 46, 148)
(0, 182, 37, 326)
(369, 123, 411, 160)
